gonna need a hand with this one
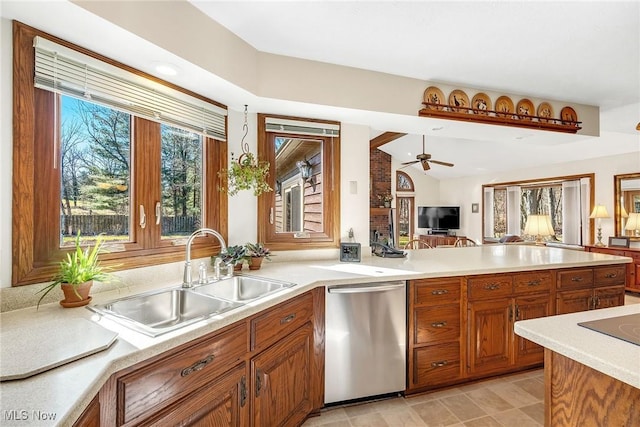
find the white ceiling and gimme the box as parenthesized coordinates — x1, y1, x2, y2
(2, 1, 639, 179)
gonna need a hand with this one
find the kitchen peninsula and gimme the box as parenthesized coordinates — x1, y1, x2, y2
(0, 245, 632, 426)
(515, 304, 640, 426)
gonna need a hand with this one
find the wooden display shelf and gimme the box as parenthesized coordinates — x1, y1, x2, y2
(370, 207, 391, 216)
(418, 103, 582, 134)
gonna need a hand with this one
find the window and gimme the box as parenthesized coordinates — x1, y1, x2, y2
(12, 22, 227, 286)
(257, 114, 340, 250)
(483, 174, 594, 245)
(395, 171, 415, 248)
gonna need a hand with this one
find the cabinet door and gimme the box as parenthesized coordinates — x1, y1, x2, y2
(468, 299, 511, 375)
(514, 294, 551, 366)
(556, 289, 593, 314)
(73, 395, 99, 427)
(252, 322, 313, 427)
(594, 285, 625, 309)
(143, 363, 248, 427)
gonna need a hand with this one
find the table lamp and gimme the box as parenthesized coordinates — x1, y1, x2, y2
(524, 214, 554, 245)
(589, 204, 610, 247)
(625, 212, 640, 237)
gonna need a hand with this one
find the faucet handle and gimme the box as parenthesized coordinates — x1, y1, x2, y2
(198, 262, 209, 284)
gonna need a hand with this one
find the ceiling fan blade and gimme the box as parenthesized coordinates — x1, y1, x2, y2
(429, 159, 455, 167)
(401, 160, 419, 166)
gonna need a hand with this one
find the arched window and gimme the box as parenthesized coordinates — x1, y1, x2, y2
(395, 171, 415, 247)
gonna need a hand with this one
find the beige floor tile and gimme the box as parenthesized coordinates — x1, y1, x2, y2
(519, 402, 545, 425)
(380, 408, 427, 427)
(411, 400, 461, 426)
(465, 389, 513, 415)
(439, 394, 487, 421)
(462, 416, 503, 427)
(405, 387, 465, 404)
(344, 401, 384, 418)
(303, 407, 350, 426)
(512, 378, 544, 401)
(349, 413, 389, 427)
(492, 408, 542, 427)
(487, 381, 540, 408)
(373, 396, 410, 413)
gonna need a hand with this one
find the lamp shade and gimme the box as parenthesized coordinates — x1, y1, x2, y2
(625, 213, 640, 231)
(589, 204, 610, 219)
(524, 215, 554, 237)
(620, 205, 629, 218)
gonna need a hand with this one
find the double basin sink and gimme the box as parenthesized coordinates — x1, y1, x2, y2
(88, 275, 295, 337)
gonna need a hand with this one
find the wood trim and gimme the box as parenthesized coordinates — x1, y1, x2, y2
(370, 132, 407, 150)
(614, 172, 640, 241)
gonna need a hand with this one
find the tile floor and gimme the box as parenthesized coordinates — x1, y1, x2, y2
(303, 369, 544, 427)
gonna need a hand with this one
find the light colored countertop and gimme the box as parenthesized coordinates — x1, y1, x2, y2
(515, 304, 640, 389)
(0, 245, 631, 426)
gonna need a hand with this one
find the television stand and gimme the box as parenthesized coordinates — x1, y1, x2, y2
(429, 229, 449, 235)
(419, 234, 464, 247)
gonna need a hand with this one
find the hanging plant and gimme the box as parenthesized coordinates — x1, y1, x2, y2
(218, 105, 273, 197)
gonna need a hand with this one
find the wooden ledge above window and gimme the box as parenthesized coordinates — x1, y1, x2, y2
(418, 104, 582, 134)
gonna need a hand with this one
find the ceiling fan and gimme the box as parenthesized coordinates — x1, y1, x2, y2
(400, 135, 454, 171)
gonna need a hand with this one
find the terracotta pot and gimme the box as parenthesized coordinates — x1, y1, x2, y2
(234, 263, 243, 271)
(60, 281, 93, 308)
(249, 257, 263, 270)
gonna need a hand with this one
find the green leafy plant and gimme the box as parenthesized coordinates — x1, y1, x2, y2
(218, 152, 273, 196)
(37, 232, 111, 308)
(245, 242, 272, 260)
(215, 244, 249, 266)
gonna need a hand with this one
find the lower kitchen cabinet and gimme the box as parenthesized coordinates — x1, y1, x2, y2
(73, 395, 100, 427)
(556, 265, 626, 315)
(251, 322, 314, 427)
(143, 363, 248, 427)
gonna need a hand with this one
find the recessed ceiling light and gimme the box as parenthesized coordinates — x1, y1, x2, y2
(153, 62, 180, 76)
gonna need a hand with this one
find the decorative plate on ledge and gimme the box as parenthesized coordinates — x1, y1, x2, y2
(495, 96, 514, 117)
(560, 106, 578, 125)
(423, 86, 446, 110)
(471, 93, 492, 115)
(537, 102, 554, 123)
(516, 99, 535, 120)
(448, 89, 470, 113)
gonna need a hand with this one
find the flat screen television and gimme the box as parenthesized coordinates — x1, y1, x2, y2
(418, 206, 460, 231)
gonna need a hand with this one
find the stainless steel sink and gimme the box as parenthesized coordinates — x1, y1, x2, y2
(89, 287, 242, 336)
(193, 275, 295, 302)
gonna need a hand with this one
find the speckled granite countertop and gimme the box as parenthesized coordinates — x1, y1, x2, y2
(515, 304, 640, 389)
(0, 245, 631, 426)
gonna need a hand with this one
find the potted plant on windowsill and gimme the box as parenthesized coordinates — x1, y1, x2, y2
(215, 244, 249, 271)
(245, 242, 272, 270)
(37, 233, 111, 309)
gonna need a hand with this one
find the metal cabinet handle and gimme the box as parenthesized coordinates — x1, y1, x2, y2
(431, 289, 449, 295)
(431, 321, 447, 328)
(571, 276, 584, 282)
(527, 280, 541, 286)
(256, 369, 263, 396)
(240, 376, 247, 407)
(484, 283, 501, 290)
(181, 354, 215, 377)
(280, 313, 296, 324)
(139, 205, 146, 229)
(431, 361, 448, 368)
(515, 305, 521, 320)
(605, 272, 617, 279)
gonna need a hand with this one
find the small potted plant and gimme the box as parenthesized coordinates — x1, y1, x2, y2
(37, 232, 111, 309)
(215, 244, 249, 271)
(245, 242, 272, 270)
(378, 193, 394, 208)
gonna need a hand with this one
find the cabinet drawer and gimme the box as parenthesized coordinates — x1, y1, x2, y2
(414, 305, 460, 344)
(412, 278, 461, 306)
(557, 268, 593, 289)
(594, 266, 626, 286)
(468, 275, 512, 300)
(412, 343, 461, 387)
(251, 292, 313, 351)
(513, 271, 552, 294)
(118, 322, 247, 426)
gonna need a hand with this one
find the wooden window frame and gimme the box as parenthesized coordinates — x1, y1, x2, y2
(12, 21, 228, 286)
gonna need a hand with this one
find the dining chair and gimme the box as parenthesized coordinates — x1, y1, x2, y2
(403, 239, 433, 249)
(454, 237, 478, 247)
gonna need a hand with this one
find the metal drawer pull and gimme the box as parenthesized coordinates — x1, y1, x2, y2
(431, 321, 447, 328)
(280, 313, 296, 324)
(431, 361, 448, 368)
(527, 280, 541, 286)
(571, 276, 584, 282)
(240, 376, 247, 407)
(431, 289, 449, 295)
(181, 354, 215, 377)
(605, 272, 618, 279)
(484, 283, 500, 290)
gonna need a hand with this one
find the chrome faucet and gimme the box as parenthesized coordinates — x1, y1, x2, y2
(183, 228, 227, 288)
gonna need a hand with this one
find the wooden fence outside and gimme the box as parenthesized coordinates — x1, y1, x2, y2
(61, 215, 200, 236)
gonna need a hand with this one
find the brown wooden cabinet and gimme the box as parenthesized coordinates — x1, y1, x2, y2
(72, 395, 100, 427)
(408, 277, 463, 392)
(585, 245, 640, 292)
(418, 234, 465, 247)
(467, 271, 552, 376)
(556, 266, 626, 315)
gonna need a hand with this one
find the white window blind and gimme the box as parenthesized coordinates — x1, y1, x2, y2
(265, 117, 339, 136)
(33, 36, 227, 140)
(506, 185, 521, 235)
(562, 180, 582, 244)
(483, 187, 494, 238)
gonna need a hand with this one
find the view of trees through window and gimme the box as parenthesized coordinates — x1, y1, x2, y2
(60, 95, 203, 246)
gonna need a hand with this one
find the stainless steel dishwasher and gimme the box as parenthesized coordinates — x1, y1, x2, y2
(325, 281, 406, 404)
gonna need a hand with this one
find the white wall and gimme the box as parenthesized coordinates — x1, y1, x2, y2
(439, 151, 640, 243)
